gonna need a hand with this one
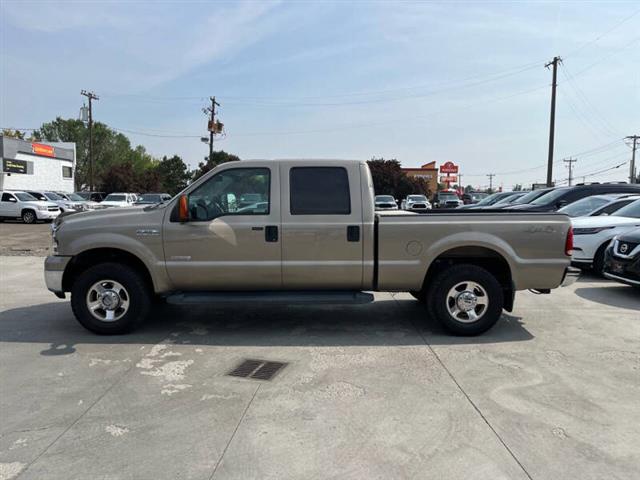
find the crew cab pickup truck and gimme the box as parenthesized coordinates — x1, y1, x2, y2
(45, 160, 578, 335)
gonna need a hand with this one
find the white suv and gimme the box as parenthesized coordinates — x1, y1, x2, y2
(25, 190, 84, 213)
(0, 190, 60, 223)
(100, 193, 137, 208)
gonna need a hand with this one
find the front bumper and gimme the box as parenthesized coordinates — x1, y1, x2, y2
(36, 210, 60, 220)
(560, 266, 581, 287)
(603, 246, 640, 286)
(44, 255, 72, 295)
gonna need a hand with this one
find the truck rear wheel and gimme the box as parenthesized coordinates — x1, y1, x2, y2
(71, 262, 151, 334)
(426, 264, 503, 336)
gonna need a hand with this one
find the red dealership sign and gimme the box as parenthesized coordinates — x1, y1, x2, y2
(31, 143, 55, 157)
(439, 161, 459, 174)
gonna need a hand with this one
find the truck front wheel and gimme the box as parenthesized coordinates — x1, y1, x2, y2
(70, 262, 151, 334)
(426, 264, 504, 336)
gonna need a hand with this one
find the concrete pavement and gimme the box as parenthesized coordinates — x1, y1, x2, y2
(0, 256, 638, 479)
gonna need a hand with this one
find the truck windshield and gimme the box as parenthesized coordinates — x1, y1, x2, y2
(408, 195, 426, 201)
(376, 196, 395, 202)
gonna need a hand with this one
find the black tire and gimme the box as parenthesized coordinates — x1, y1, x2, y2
(426, 264, 504, 336)
(22, 209, 36, 224)
(592, 244, 607, 276)
(70, 262, 151, 334)
(409, 290, 425, 303)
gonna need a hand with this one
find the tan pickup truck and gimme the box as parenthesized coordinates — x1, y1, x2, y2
(45, 160, 578, 335)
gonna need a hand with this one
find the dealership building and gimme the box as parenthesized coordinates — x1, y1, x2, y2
(0, 136, 76, 193)
(402, 161, 439, 193)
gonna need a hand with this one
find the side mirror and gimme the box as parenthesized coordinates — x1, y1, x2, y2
(9, 198, 17, 202)
(178, 194, 189, 222)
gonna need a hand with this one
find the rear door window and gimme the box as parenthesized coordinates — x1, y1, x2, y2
(290, 167, 351, 215)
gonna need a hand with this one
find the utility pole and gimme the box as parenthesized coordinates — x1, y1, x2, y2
(626, 135, 639, 184)
(487, 173, 495, 192)
(545, 56, 561, 187)
(203, 97, 221, 163)
(80, 90, 99, 191)
(563, 157, 577, 186)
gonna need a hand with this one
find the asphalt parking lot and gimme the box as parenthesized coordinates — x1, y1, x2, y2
(1, 254, 639, 480)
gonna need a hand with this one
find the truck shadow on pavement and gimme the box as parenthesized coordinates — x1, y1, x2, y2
(574, 285, 640, 310)
(0, 298, 534, 357)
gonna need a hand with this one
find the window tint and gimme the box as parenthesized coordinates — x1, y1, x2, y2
(1, 193, 15, 201)
(612, 199, 640, 218)
(558, 196, 608, 217)
(599, 199, 634, 215)
(27, 191, 47, 201)
(15, 193, 37, 201)
(290, 167, 350, 215)
(189, 168, 270, 221)
(105, 194, 126, 201)
(531, 187, 571, 205)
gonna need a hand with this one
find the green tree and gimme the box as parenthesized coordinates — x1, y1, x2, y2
(2, 128, 26, 139)
(367, 158, 433, 200)
(156, 155, 191, 195)
(193, 150, 240, 180)
(32, 118, 133, 190)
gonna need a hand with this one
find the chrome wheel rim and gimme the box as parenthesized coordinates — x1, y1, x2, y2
(446, 281, 489, 323)
(86, 280, 130, 322)
(23, 212, 35, 223)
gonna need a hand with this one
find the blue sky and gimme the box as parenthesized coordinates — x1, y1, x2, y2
(1, 0, 638, 189)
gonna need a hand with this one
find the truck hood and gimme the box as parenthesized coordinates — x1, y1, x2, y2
(57, 205, 160, 227)
(572, 216, 640, 228)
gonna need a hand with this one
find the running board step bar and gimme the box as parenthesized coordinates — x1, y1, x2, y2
(165, 291, 374, 306)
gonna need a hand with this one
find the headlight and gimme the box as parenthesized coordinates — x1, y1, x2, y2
(573, 226, 614, 235)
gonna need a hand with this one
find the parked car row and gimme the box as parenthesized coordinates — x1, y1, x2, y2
(0, 189, 173, 223)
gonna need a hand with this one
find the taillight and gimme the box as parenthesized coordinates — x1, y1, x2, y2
(565, 226, 574, 256)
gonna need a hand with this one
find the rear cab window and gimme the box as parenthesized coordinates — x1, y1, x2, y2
(289, 167, 351, 215)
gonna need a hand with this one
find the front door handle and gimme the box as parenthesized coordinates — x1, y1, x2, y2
(347, 225, 360, 242)
(265, 225, 278, 242)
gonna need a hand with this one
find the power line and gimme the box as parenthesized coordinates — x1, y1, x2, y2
(100, 59, 545, 105)
(564, 7, 640, 58)
(111, 127, 202, 138)
(560, 64, 620, 138)
(571, 36, 640, 78)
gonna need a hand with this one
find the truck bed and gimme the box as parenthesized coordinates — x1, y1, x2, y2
(375, 210, 571, 291)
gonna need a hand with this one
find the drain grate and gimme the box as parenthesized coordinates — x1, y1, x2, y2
(227, 359, 288, 381)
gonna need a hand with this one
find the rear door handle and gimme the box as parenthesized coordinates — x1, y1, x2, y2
(265, 225, 278, 242)
(347, 225, 360, 242)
